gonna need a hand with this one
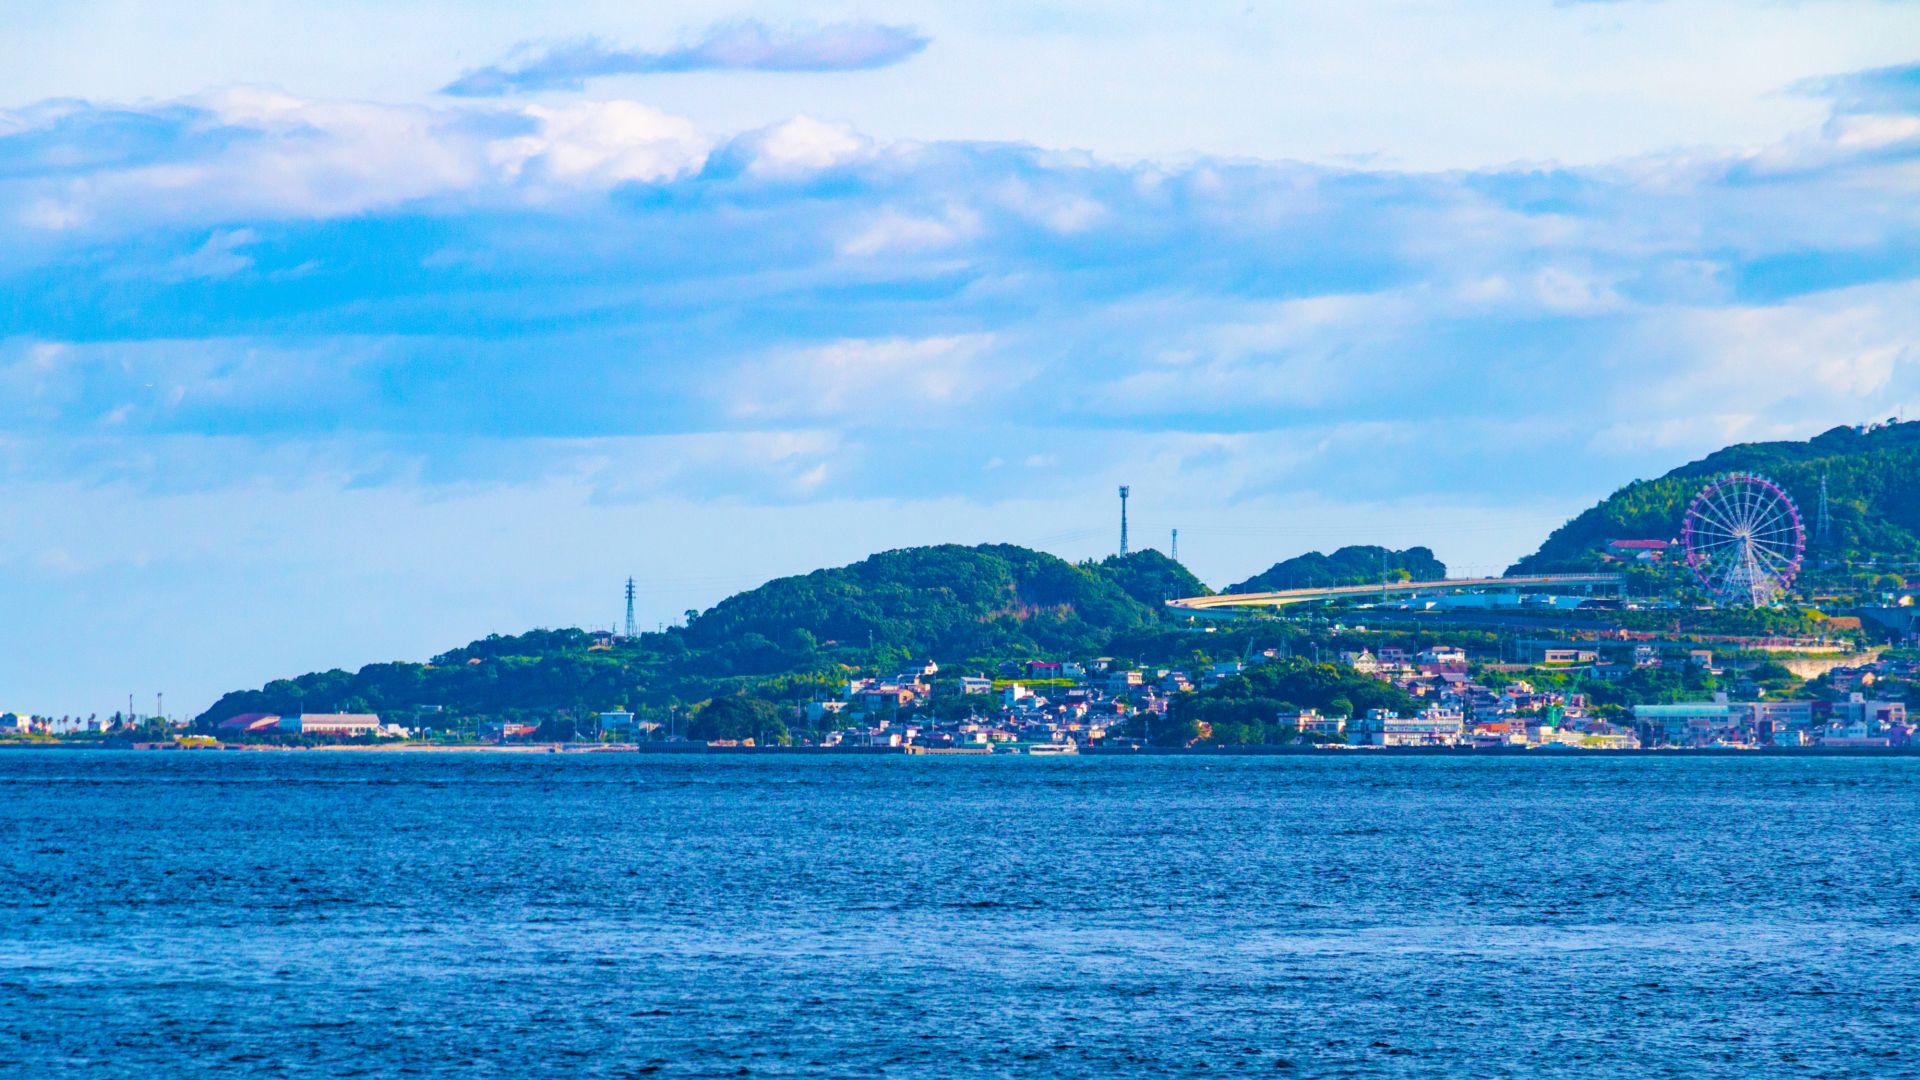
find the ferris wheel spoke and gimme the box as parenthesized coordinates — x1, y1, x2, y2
(1752, 503, 1793, 537)
(1718, 481, 1749, 533)
(1688, 521, 1743, 545)
(1686, 512, 1742, 539)
(1754, 542, 1799, 577)
(1687, 528, 1742, 551)
(1703, 484, 1745, 533)
(1696, 547, 1744, 569)
(1724, 476, 1758, 527)
(1739, 482, 1768, 533)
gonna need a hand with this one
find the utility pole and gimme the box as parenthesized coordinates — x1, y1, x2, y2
(1118, 486, 1130, 556)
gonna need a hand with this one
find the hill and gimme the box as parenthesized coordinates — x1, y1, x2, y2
(682, 543, 1158, 667)
(1086, 549, 1212, 607)
(1226, 545, 1447, 594)
(194, 543, 1191, 728)
(1510, 420, 1920, 576)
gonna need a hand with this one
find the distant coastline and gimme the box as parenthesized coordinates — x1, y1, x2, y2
(10, 741, 1920, 759)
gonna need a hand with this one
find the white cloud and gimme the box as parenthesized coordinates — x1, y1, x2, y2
(5, 90, 712, 233)
(743, 115, 873, 177)
(728, 334, 1003, 420)
(1633, 281, 1920, 418)
(840, 204, 980, 256)
(994, 178, 1106, 234)
(156, 228, 258, 281)
(490, 100, 708, 185)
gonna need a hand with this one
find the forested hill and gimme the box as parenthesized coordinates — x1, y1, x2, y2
(1087, 549, 1212, 607)
(1227, 546, 1448, 594)
(194, 544, 1200, 727)
(681, 543, 1159, 663)
(1510, 420, 1920, 574)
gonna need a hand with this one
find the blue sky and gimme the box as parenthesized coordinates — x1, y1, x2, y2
(3, 1, 1919, 718)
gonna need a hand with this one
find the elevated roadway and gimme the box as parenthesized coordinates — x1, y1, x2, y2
(1166, 573, 1623, 612)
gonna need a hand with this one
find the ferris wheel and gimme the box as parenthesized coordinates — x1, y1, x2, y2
(1680, 473, 1806, 607)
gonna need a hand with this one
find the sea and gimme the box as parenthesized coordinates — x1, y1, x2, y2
(4, 751, 1919, 1078)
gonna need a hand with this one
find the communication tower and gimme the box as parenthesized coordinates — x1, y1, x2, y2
(1118, 486, 1130, 556)
(624, 577, 637, 639)
(1171, 528, 1178, 562)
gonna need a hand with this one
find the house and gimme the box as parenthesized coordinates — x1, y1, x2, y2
(802, 701, 847, 726)
(1340, 649, 1380, 675)
(1834, 693, 1906, 729)
(1470, 721, 1524, 747)
(958, 677, 993, 696)
(1606, 539, 1670, 561)
(597, 710, 637, 735)
(1820, 720, 1891, 748)
(1531, 646, 1599, 665)
(1276, 709, 1345, 738)
(877, 686, 919, 709)
(1417, 646, 1468, 668)
(845, 729, 904, 747)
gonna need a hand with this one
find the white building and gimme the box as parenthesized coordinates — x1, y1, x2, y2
(1355, 708, 1463, 747)
(280, 713, 382, 736)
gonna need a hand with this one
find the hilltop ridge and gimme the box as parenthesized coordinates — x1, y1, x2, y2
(1510, 420, 1920, 575)
(195, 543, 1192, 728)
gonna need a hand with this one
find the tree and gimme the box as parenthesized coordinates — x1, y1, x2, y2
(688, 696, 790, 745)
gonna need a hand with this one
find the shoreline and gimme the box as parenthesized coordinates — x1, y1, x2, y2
(8, 741, 1920, 758)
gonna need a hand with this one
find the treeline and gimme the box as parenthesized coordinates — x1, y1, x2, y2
(1227, 546, 1447, 594)
(1151, 658, 1420, 746)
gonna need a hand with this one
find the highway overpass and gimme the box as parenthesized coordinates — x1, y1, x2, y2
(1166, 573, 1623, 612)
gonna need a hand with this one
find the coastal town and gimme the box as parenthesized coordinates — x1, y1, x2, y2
(10, 435, 1920, 756)
(11, 631, 1915, 753)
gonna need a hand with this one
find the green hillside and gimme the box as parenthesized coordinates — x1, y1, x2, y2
(682, 543, 1156, 664)
(1510, 420, 1920, 577)
(195, 543, 1188, 728)
(1227, 545, 1447, 594)
(1087, 549, 1213, 607)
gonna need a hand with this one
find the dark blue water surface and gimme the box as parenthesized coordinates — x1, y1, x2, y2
(5, 751, 1920, 1078)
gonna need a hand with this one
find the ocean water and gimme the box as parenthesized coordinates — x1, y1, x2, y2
(4, 752, 1920, 1078)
